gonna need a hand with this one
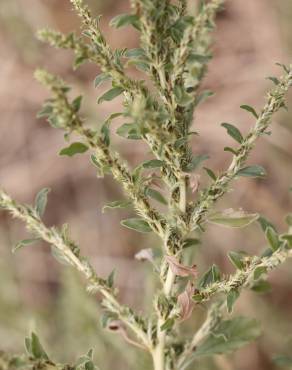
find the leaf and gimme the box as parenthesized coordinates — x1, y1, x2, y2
(228, 251, 245, 270)
(102, 200, 131, 213)
(13, 238, 40, 253)
(195, 317, 261, 357)
(107, 270, 115, 288)
(51, 246, 70, 266)
(177, 282, 195, 321)
(273, 355, 292, 367)
(146, 188, 167, 205)
(184, 155, 209, 172)
(110, 14, 139, 29)
(224, 147, 237, 155)
(204, 167, 217, 181)
(94, 73, 110, 88)
(236, 165, 266, 178)
(72, 95, 82, 112)
(240, 104, 259, 119)
(208, 209, 259, 228)
(174, 85, 193, 107)
(265, 227, 280, 252)
(59, 142, 89, 157)
(160, 318, 175, 331)
(281, 234, 292, 248)
(116, 123, 141, 140)
(182, 238, 200, 249)
(141, 159, 164, 169)
(165, 255, 197, 278)
(98, 87, 124, 104)
(253, 266, 267, 280)
(227, 289, 240, 313)
(35, 188, 50, 217)
(25, 333, 49, 360)
(266, 76, 280, 85)
(257, 216, 277, 232)
(198, 264, 221, 288)
(251, 280, 271, 294)
(221, 123, 243, 144)
(124, 48, 146, 58)
(121, 218, 152, 233)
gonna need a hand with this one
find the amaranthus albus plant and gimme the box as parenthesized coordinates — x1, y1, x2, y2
(1, 0, 292, 369)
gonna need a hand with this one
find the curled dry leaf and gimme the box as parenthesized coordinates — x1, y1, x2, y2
(189, 174, 201, 193)
(178, 281, 195, 321)
(107, 320, 147, 350)
(165, 255, 197, 278)
(135, 248, 154, 262)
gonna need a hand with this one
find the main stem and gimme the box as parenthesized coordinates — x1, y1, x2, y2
(153, 178, 187, 370)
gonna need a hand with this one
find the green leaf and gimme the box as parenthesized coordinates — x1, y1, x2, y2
(266, 76, 280, 85)
(224, 147, 237, 155)
(35, 188, 50, 217)
(98, 87, 124, 104)
(236, 165, 266, 178)
(273, 355, 292, 367)
(72, 95, 82, 112)
(146, 188, 168, 205)
(184, 155, 209, 172)
(121, 218, 152, 233)
(221, 123, 243, 144)
(116, 123, 141, 140)
(281, 234, 292, 248)
(257, 216, 277, 232)
(253, 266, 267, 280)
(59, 142, 89, 157)
(141, 159, 164, 169)
(107, 270, 115, 288)
(227, 289, 240, 313)
(198, 264, 221, 288)
(102, 200, 131, 213)
(51, 246, 70, 266)
(174, 85, 193, 107)
(94, 73, 110, 88)
(265, 227, 280, 252)
(25, 333, 49, 360)
(110, 14, 139, 29)
(251, 280, 271, 294)
(240, 104, 259, 119)
(208, 210, 259, 228)
(182, 238, 200, 249)
(13, 238, 40, 253)
(160, 318, 175, 331)
(204, 167, 217, 181)
(124, 48, 146, 58)
(228, 251, 245, 270)
(195, 317, 261, 357)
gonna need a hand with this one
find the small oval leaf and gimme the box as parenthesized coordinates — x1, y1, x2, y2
(121, 218, 152, 233)
(59, 142, 89, 157)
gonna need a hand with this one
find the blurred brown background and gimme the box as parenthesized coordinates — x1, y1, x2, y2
(0, 1, 292, 369)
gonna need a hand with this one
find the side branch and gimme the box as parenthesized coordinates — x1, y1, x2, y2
(35, 69, 166, 238)
(191, 65, 292, 229)
(193, 239, 292, 303)
(0, 189, 150, 349)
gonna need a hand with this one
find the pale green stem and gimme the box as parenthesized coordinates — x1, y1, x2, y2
(153, 178, 187, 370)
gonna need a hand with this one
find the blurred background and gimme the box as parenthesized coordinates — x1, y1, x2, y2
(0, 0, 292, 369)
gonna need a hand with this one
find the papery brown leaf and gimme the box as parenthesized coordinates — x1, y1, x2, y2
(165, 255, 197, 278)
(178, 281, 195, 321)
(189, 174, 200, 193)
